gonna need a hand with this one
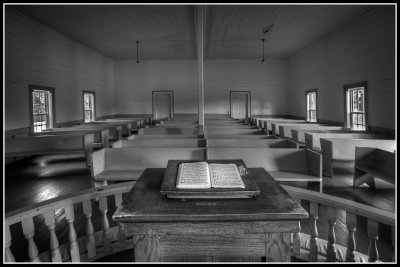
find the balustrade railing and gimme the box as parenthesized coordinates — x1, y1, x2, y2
(5, 182, 136, 263)
(282, 185, 396, 263)
(4, 183, 395, 263)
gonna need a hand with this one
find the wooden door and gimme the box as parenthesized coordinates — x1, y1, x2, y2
(153, 91, 174, 120)
(230, 91, 250, 119)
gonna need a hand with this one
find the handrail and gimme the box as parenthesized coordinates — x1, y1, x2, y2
(281, 185, 395, 226)
(5, 182, 136, 226)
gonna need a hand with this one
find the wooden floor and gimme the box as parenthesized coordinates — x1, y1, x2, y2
(4, 151, 395, 262)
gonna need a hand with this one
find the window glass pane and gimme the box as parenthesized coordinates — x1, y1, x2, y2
(84, 92, 95, 122)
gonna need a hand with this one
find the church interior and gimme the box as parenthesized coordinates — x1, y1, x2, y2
(4, 3, 396, 263)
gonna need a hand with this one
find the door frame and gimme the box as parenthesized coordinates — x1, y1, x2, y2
(152, 90, 174, 120)
(230, 91, 251, 118)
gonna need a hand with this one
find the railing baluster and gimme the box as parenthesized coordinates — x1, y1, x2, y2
(99, 196, 112, 252)
(21, 217, 40, 262)
(326, 206, 337, 262)
(44, 210, 62, 262)
(345, 212, 357, 262)
(82, 200, 96, 259)
(5, 224, 16, 262)
(65, 205, 80, 262)
(115, 193, 126, 248)
(367, 219, 379, 262)
(292, 197, 302, 257)
(308, 201, 319, 261)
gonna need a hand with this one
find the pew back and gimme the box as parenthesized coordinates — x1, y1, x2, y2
(206, 139, 299, 148)
(37, 128, 109, 148)
(112, 139, 206, 148)
(128, 134, 201, 140)
(291, 128, 345, 143)
(5, 134, 94, 166)
(139, 128, 199, 135)
(207, 148, 311, 172)
(304, 132, 390, 151)
(278, 124, 342, 139)
(205, 134, 276, 139)
(204, 128, 264, 135)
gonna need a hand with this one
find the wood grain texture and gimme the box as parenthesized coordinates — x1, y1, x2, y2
(264, 233, 291, 262)
(134, 231, 160, 262)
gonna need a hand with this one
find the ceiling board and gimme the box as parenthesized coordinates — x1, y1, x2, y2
(9, 4, 374, 60)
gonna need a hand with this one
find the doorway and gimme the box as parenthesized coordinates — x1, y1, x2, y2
(152, 91, 174, 120)
(230, 91, 251, 119)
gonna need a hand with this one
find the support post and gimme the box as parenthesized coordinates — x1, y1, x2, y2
(196, 5, 205, 132)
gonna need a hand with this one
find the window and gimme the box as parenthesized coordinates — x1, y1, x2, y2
(83, 91, 96, 122)
(30, 86, 55, 133)
(306, 89, 317, 122)
(344, 82, 367, 131)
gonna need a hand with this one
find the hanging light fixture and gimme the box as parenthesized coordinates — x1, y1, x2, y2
(261, 24, 273, 64)
(261, 38, 266, 64)
(136, 40, 140, 65)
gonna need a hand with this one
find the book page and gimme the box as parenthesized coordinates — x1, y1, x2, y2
(209, 163, 245, 188)
(176, 162, 211, 189)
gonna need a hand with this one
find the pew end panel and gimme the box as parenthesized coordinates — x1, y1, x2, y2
(354, 147, 395, 188)
(83, 134, 95, 166)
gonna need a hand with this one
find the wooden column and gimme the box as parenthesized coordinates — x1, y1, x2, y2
(196, 5, 205, 132)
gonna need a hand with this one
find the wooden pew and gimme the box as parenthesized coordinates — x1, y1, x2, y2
(161, 120, 197, 125)
(204, 128, 265, 135)
(86, 121, 132, 137)
(36, 128, 109, 149)
(291, 128, 346, 144)
(205, 134, 277, 139)
(138, 127, 199, 135)
(304, 132, 390, 151)
(115, 116, 151, 127)
(262, 119, 306, 134)
(319, 138, 396, 177)
(207, 147, 323, 192)
(90, 147, 206, 187)
(103, 118, 144, 131)
(353, 147, 395, 189)
(278, 124, 343, 139)
(69, 124, 123, 141)
(128, 134, 201, 140)
(5, 134, 94, 166)
(206, 139, 299, 148)
(204, 125, 257, 129)
(155, 124, 198, 129)
(112, 139, 206, 148)
(271, 121, 318, 136)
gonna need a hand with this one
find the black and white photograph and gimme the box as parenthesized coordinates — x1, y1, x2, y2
(3, 3, 396, 263)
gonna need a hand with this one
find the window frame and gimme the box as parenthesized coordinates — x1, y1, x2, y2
(29, 85, 56, 133)
(82, 90, 96, 123)
(305, 88, 318, 123)
(343, 81, 368, 131)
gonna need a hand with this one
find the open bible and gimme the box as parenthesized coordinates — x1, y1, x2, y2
(176, 162, 245, 189)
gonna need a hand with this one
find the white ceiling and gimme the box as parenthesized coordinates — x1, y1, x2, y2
(9, 4, 374, 60)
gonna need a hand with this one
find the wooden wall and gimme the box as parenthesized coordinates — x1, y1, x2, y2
(5, 8, 115, 132)
(114, 59, 289, 116)
(288, 6, 395, 131)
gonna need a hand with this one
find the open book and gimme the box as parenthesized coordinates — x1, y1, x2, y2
(176, 162, 245, 189)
